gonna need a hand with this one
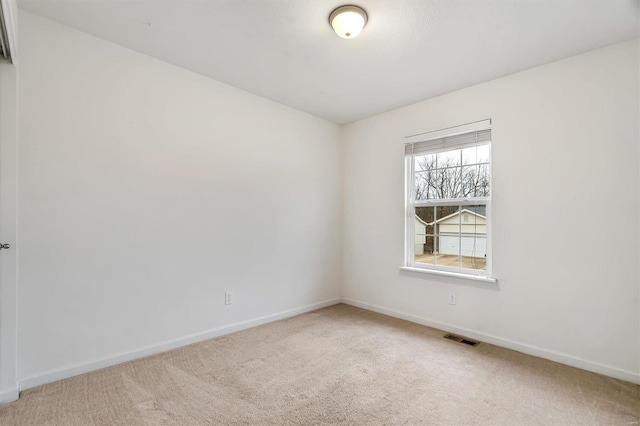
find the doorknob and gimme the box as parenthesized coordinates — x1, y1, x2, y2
(0, 243, 10, 250)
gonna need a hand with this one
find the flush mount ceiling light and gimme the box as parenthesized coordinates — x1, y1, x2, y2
(329, 5, 368, 39)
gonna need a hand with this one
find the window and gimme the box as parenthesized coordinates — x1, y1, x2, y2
(404, 120, 492, 278)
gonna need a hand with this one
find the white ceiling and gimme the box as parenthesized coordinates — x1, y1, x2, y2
(18, 0, 639, 124)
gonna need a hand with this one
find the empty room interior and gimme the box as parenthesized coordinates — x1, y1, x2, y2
(0, 0, 639, 424)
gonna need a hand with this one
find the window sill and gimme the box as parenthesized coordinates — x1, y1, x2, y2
(399, 266, 497, 283)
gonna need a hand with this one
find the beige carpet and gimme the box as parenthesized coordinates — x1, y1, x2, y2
(0, 304, 638, 425)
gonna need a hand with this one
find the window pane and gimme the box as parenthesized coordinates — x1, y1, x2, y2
(462, 144, 490, 165)
(433, 206, 461, 268)
(437, 149, 461, 168)
(437, 166, 462, 199)
(461, 205, 487, 271)
(415, 154, 436, 173)
(414, 207, 436, 264)
(477, 144, 490, 163)
(461, 234, 487, 270)
(477, 164, 490, 196)
(414, 154, 436, 201)
(435, 205, 460, 223)
(462, 166, 477, 197)
(462, 146, 477, 165)
(414, 207, 435, 264)
(415, 207, 435, 233)
(415, 170, 436, 200)
(462, 165, 490, 197)
(414, 235, 436, 265)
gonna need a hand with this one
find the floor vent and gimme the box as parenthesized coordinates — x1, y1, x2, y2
(443, 333, 479, 347)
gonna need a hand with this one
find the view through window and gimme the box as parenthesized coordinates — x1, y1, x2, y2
(405, 123, 491, 275)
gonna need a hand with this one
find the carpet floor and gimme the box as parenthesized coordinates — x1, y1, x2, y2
(0, 304, 638, 425)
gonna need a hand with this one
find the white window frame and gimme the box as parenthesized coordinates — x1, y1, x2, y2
(402, 119, 496, 282)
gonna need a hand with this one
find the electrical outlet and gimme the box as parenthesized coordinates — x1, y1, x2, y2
(448, 293, 456, 305)
(225, 291, 232, 305)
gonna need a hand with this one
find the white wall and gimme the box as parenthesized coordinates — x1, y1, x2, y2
(17, 11, 342, 383)
(0, 62, 18, 403)
(0, 0, 19, 403)
(342, 39, 640, 382)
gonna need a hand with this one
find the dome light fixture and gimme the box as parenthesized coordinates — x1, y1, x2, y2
(329, 5, 368, 39)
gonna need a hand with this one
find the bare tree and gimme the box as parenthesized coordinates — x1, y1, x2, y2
(414, 153, 489, 201)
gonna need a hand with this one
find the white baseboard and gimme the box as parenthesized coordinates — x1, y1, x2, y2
(0, 386, 18, 405)
(19, 298, 341, 391)
(341, 297, 640, 385)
